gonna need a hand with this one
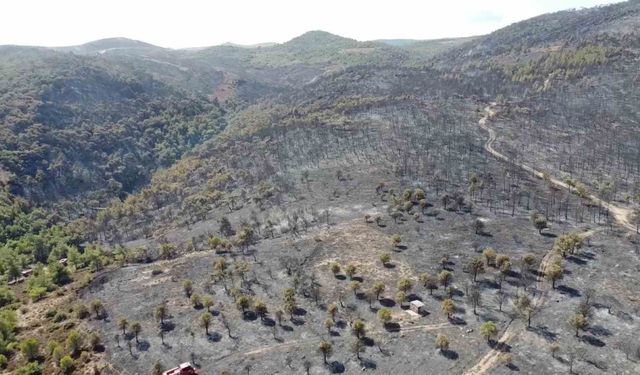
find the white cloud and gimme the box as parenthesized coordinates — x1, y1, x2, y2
(0, 0, 621, 48)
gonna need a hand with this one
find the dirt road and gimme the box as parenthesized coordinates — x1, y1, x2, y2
(479, 104, 636, 232)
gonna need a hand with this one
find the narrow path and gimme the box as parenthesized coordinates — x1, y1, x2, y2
(464, 103, 634, 375)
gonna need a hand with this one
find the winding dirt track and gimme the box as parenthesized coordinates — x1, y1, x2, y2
(464, 104, 635, 375)
(479, 104, 636, 232)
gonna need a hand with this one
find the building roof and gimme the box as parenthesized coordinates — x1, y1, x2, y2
(410, 300, 425, 307)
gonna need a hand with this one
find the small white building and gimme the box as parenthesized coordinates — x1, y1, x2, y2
(410, 300, 425, 314)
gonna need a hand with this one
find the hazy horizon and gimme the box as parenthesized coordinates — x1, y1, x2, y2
(1, 0, 622, 49)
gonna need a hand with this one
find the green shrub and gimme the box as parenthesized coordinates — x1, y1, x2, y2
(19, 338, 40, 361)
(59, 355, 74, 373)
(0, 354, 7, 368)
(0, 287, 15, 308)
(28, 286, 47, 302)
(74, 304, 90, 319)
(15, 362, 42, 375)
(53, 312, 68, 323)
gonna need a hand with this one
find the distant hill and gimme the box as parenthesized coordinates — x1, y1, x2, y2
(57, 37, 162, 54)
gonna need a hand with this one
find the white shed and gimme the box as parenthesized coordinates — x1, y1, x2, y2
(409, 300, 425, 314)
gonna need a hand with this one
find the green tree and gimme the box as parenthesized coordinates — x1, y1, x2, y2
(130, 322, 142, 344)
(531, 212, 548, 234)
(438, 270, 452, 288)
(379, 253, 391, 267)
(345, 264, 357, 279)
(183, 280, 194, 297)
(154, 304, 168, 325)
(569, 313, 587, 337)
(546, 262, 564, 289)
(372, 282, 385, 300)
(329, 262, 341, 277)
(19, 338, 40, 361)
(200, 313, 212, 335)
(435, 334, 450, 351)
(350, 281, 361, 296)
(90, 299, 104, 319)
(327, 303, 338, 322)
(65, 330, 83, 356)
(191, 293, 202, 308)
(117, 318, 128, 335)
(469, 257, 485, 282)
(254, 299, 268, 320)
(59, 355, 74, 374)
(480, 321, 498, 343)
(377, 308, 392, 326)
(318, 340, 332, 364)
(204, 296, 214, 312)
(397, 278, 413, 293)
(236, 295, 251, 312)
(441, 298, 454, 319)
(483, 248, 497, 266)
(352, 320, 366, 338)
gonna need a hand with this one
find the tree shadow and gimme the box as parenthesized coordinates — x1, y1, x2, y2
(556, 285, 581, 298)
(335, 320, 347, 329)
(490, 340, 512, 352)
(352, 276, 364, 283)
(383, 263, 396, 269)
(330, 330, 341, 337)
(281, 324, 294, 332)
(362, 337, 375, 347)
(478, 279, 500, 289)
(335, 275, 346, 281)
(291, 318, 305, 326)
(384, 322, 401, 332)
(407, 294, 422, 302)
(527, 325, 557, 342)
(395, 245, 408, 250)
(478, 232, 493, 238)
(567, 256, 587, 265)
(361, 359, 377, 370)
(587, 325, 611, 337)
(262, 317, 276, 327)
(243, 311, 258, 321)
(506, 363, 520, 371)
(529, 269, 544, 278)
(454, 306, 466, 314)
(440, 350, 459, 360)
(578, 251, 596, 260)
(328, 361, 345, 373)
(541, 232, 557, 238)
(581, 335, 605, 347)
(448, 316, 467, 325)
(161, 321, 176, 332)
(137, 340, 150, 351)
(207, 332, 222, 342)
(294, 307, 307, 316)
(379, 298, 396, 308)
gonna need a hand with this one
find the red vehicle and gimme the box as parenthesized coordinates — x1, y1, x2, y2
(162, 363, 198, 375)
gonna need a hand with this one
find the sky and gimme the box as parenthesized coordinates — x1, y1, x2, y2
(0, 0, 621, 48)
